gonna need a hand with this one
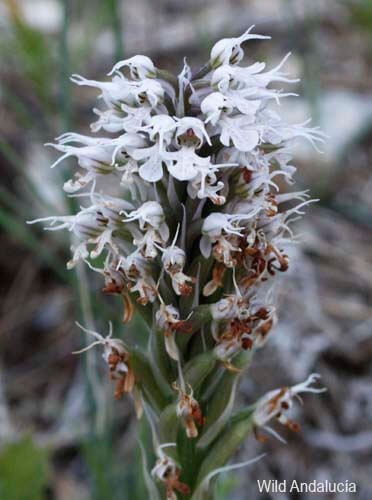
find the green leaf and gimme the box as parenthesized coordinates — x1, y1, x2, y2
(131, 348, 172, 412)
(197, 375, 238, 449)
(195, 415, 254, 489)
(0, 437, 49, 500)
(197, 351, 253, 449)
(8, 11, 54, 105)
(138, 440, 161, 500)
(183, 350, 217, 391)
(159, 403, 179, 443)
(148, 327, 176, 393)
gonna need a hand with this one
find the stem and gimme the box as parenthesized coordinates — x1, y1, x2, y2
(59, 0, 71, 132)
(76, 261, 107, 435)
(108, 0, 124, 62)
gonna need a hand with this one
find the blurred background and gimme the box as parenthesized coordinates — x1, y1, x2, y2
(0, 0, 372, 498)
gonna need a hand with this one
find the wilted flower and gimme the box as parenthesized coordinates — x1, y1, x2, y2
(173, 382, 205, 438)
(252, 374, 327, 434)
(151, 444, 190, 500)
(73, 322, 135, 400)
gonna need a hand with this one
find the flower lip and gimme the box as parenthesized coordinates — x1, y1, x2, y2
(174, 117, 211, 148)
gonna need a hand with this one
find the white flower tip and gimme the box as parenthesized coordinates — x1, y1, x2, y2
(158, 442, 177, 452)
(293, 372, 327, 394)
(70, 74, 85, 84)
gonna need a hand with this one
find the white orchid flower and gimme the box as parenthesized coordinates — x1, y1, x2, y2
(108, 55, 156, 80)
(210, 26, 270, 68)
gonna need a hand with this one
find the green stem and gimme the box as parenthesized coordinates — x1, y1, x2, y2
(108, 0, 124, 62)
(59, 0, 71, 132)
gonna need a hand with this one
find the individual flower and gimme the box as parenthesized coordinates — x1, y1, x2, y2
(122, 201, 169, 244)
(28, 194, 134, 268)
(210, 26, 270, 68)
(151, 444, 190, 500)
(252, 373, 327, 434)
(173, 382, 205, 438)
(209, 293, 275, 371)
(118, 251, 158, 305)
(155, 303, 191, 361)
(200, 212, 258, 260)
(201, 90, 260, 125)
(131, 115, 176, 182)
(91, 107, 125, 133)
(159, 230, 194, 296)
(108, 55, 157, 80)
(73, 322, 135, 400)
(70, 73, 135, 107)
(211, 53, 297, 99)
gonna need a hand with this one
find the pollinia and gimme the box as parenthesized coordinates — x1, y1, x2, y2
(31, 27, 326, 500)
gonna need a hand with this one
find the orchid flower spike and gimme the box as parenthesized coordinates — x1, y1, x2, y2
(31, 27, 326, 500)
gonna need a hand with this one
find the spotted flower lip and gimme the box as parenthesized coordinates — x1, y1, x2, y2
(174, 117, 211, 148)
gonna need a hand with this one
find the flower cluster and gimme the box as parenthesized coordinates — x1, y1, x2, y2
(31, 28, 326, 499)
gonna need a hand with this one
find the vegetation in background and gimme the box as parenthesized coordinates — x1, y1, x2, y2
(0, 437, 49, 500)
